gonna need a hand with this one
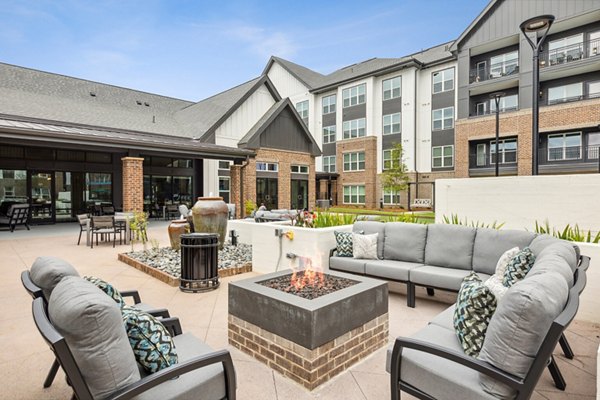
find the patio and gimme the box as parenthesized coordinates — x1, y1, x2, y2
(1, 222, 597, 399)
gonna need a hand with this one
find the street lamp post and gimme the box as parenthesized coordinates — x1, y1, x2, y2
(490, 92, 505, 177)
(520, 15, 555, 176)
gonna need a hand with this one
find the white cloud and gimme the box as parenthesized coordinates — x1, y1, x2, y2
(225, 23, 297, 59)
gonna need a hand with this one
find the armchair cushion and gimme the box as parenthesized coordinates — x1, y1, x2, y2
(502, 247, 536, 287)
(49, 276, 140, 399)
(84, 276, 125, 307)
(30, 256, 79, 299)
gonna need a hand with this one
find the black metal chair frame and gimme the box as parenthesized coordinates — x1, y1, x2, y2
(21, 270, 170, 389)
(389, 255, 589, 400)
(32, 297, 236, 400)
(0, 204, 30, 232)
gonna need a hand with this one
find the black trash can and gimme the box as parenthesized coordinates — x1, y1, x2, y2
(180, 233, 220, 292)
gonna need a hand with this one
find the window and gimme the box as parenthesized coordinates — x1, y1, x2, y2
(589, 31, 600, 56)
(476, 144, 486, 166)
(256, 162, 278, 172)
(323, 125, 336, 144)
(383, 113, 401, 135)
(490, 94, 519, 112)
(171, 159, 192, 168)
(548, 83, 583, 104)
(432, 68, 454, 93)
(218, 160, 231, 170)
(0, 169, 27, 203)
(476, 102, 487, 116)
(549, 34, 583, 65)
(86, 173, 112, 203)
(322, 156, 336, 172)
(588, 81, 600, 99)
(548, 132, 582, 160)
(219, 177, 230, 203)
(343, 185, 365, 204)
(490, 138, 517, 164)
(343, 118, 366, 139)
(432, 107, 454, 130)
(432, 145, 453, 168)
(382, 76, 401, 100)
(383, 189, 400, 205)
(322, 95, 336, 114)
(295, 100, 309, 124)
(588, 133, 600, 159)
(490, 51, 518, 77)
(382, 149, 400, 170)
(342, 83, 366, 108)
(291, 165, 309, 174)
(343, 152, 365, 171)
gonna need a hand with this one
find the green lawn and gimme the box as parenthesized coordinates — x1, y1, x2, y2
(326, 207, 435, 224)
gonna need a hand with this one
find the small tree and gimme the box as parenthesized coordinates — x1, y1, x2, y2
(380, 143, 409, 209)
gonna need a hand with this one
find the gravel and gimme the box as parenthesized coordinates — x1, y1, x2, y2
(126, 242, 252, 278)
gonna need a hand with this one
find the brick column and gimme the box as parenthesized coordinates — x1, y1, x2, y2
(121, 157, 144, 212)
(230, 165, 242, 218)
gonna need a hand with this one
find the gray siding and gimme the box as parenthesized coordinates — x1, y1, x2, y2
(342, 103, 366, 121)
(431, 130, 455, 147)
(322, 142, 336, 156)
(382, 97, 402, 116)
(382, 134, 402, 149)
(431, 90, 455, 110)
(259, 108, 313, 153)
(322, 113, 336, 127)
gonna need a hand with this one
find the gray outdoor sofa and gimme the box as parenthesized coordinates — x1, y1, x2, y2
(329, 221, 589, 399)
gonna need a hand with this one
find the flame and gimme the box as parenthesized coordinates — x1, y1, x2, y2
(289, 256, 324, 290)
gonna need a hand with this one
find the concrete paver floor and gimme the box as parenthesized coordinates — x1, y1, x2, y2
(1, 222, 597, 399)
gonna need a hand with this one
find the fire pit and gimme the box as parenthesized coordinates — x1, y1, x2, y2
(228, 265, 388, 390)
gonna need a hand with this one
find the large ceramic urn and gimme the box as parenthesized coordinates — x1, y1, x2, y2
(167, 219, 190, 251)
(191, 197, 229, 249)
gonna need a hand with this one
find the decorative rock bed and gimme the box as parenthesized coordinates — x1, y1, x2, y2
(118, 243, 252, 287)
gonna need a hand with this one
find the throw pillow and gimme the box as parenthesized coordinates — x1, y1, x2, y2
(334, 231, 353, 257)
(121, 305, 178, 373)
(453, 272, 497, 357)
(352, 233, 378, 260)
(483, 247, 519, 301)
(502, 247, 536, 287)
(84, 276, 125, 307)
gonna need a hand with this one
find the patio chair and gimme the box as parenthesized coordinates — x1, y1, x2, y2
(0, 203, 30, 232)
(165, 204, 180, 220)
(31, 277, 236, 400)
(101, 205, 116, 215)
(76, 213, 90, 245)
(22, 256, 170, 388)
(90, 216, 117, 248)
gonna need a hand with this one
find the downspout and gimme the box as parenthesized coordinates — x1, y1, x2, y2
(413, 66, 419, 202)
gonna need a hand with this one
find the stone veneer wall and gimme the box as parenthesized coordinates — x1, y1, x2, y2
(228, 313, 388, 390)
(121, 157, 144, 212)
(455, 98, 600, 178)
(336, 136, 378, 208)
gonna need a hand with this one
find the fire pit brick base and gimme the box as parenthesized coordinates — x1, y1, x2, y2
(228, 313, 389, 390)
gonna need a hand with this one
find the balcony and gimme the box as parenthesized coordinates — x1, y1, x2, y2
(540, 38, 600, 68)
(469, 62, 519, 84)
(468, 153, 517, 176)
(470, 105, 519, 118)
(538, 144, 600, 174)
(545, 91, 600, 106)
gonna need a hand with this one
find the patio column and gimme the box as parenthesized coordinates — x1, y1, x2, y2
(121, 157, 144, 212)
(230, 165, 242, 218)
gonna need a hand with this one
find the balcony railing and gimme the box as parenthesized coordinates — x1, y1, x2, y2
(468, 153, 517, 169)
(469, 62, 519, 84)
(546, 91, 600, 106)
(470, 105, 519, 117)
(539, 145, 600, 163)
(540, 38, 600, 68)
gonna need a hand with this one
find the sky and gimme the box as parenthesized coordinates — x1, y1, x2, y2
(1, 0, 490, 101)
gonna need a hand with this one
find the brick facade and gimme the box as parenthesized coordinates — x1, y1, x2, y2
(121, 157, 144, 212)
(336, 136, 378, 208)
(455, 98, 600, 178)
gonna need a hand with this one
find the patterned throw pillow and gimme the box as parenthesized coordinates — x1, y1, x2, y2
(121, 305, 178, 373)
(483, 247, 520, 301)
(352, 233, 378, 260)
(454, 272, 497, 357)
(502, 247, 536, 287)
(84, 276, 125, 307)
(334, 231, 353, 257)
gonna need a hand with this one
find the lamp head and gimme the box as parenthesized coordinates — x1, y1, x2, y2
(520, 15, 555, 33)
(489, 92, 505, 100)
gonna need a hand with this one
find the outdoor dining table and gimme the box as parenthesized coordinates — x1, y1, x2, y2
(85, 214, 131, 247)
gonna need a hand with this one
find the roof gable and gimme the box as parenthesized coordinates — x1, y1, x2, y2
(238, 99, 321, 156)
(262, 56, 325, 89)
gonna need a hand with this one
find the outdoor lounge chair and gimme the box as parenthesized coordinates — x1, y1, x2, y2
(31, 277, 236, 400)
(22, 257, 170, 389)
(90, 215, 117, 248)
(0, 203, 30, 232)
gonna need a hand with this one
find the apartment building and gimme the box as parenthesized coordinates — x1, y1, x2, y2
(453, 0, 600, 178)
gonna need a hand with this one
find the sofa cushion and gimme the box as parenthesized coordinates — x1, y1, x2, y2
(135, 333, 226, 400)
(528, 234, 558, 256)
(502, 247, 536, 287)
(334, 231, 353, 257)
(537, 241, 578, 274)
(409, 266, 471, 291)
(425, 224, 477, 270)
(353, 233, 378, 260)
(84, 276, 125, 307)
(30, 256, 80, 299)
(365, 260, 422, 282)
(121, 305, 178, 373)
(454, 273, 497, 357)
(383, 222, 428, 263)
(478, 272, 569, 398)
(329, 257, 365, 274)
(49, 276, 140, 399)
(353, 221, 385, 259)
(527, 252, 574, 288)
(472, 228, 535, 275)
(385, 324, 496, 400)
(429, 304, 456, 331)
